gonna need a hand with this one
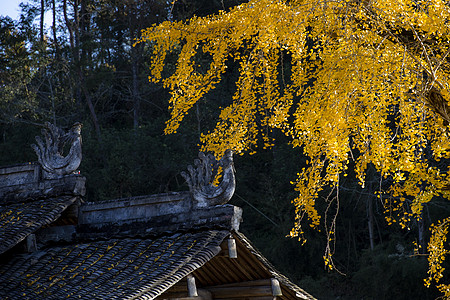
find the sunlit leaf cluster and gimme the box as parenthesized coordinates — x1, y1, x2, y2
(140, 0, 450, 292)
(426, 218, 450, 294)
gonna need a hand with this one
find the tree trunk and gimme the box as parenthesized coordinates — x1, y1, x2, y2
(63, 0, 75, 58)
(63, 0, 101, 140)
(367, 165, 376, 251)
(52, 0, 59, 58)
(80, 0, 92, 66)
(418, 215, 425, 254)
(368, 196, 375, 251)
(80, 78, 101, 140)
(40, 0, 45, 42)
(73, 0, 80, 56)
(132, 48, 140, 129)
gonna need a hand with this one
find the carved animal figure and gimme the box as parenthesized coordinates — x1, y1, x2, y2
(182, 149, 235, 208)
(32, 122, 82, 178)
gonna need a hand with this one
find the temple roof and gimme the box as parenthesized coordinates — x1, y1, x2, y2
(0, 229, 315, 300)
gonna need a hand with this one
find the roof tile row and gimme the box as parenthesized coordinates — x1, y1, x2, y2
(0, 196, 77, 254)
(0, 230, 228, 300)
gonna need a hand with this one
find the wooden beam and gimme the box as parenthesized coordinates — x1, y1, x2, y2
(204, 279, 277, 288)
(247, 298, 275, 300)
(227, 237, 237, 258)
(156, 292, 208, 300)
(163, 297, 205, 300)
(208, 285, 272, 298)
(218, 237, 238, 258)
(156, 276, 212, 300)
(214, 298, 275, 300)
(203, 278, 283, 298)
(271, 278, 282, 296)
(158, 297, 206, 300)
(187, 274, 198, 297)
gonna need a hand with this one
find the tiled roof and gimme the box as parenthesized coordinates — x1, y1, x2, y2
(0, 230, 228, 300)
(0, 196, 77, 255)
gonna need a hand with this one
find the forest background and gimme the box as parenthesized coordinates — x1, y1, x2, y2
(0, 0, 447, 298)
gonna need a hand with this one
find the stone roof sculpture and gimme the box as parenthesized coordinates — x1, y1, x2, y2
(182, 149, 235, 208)
(31, 122, 82, 179)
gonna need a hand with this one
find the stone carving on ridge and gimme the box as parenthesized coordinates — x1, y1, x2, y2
(182, 149, 236, 208)
(32, 122, 82, 179)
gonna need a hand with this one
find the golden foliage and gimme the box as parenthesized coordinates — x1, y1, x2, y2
(426, 218, 450, 293)
(139, 0, 450, 292)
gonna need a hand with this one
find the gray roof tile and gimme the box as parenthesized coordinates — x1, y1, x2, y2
(0, 230, 228, 300)
(0, 196, 77, 254)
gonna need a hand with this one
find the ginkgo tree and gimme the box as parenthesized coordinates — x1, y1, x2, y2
(138, 0, 450, 294)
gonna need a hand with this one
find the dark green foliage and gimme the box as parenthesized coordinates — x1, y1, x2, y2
(81, 120, 198, 201)
(0, 124, 39, 165)
(351, 242, 437, 300)
(0, 15, 44, 123)
(171, 0, 246, 20)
